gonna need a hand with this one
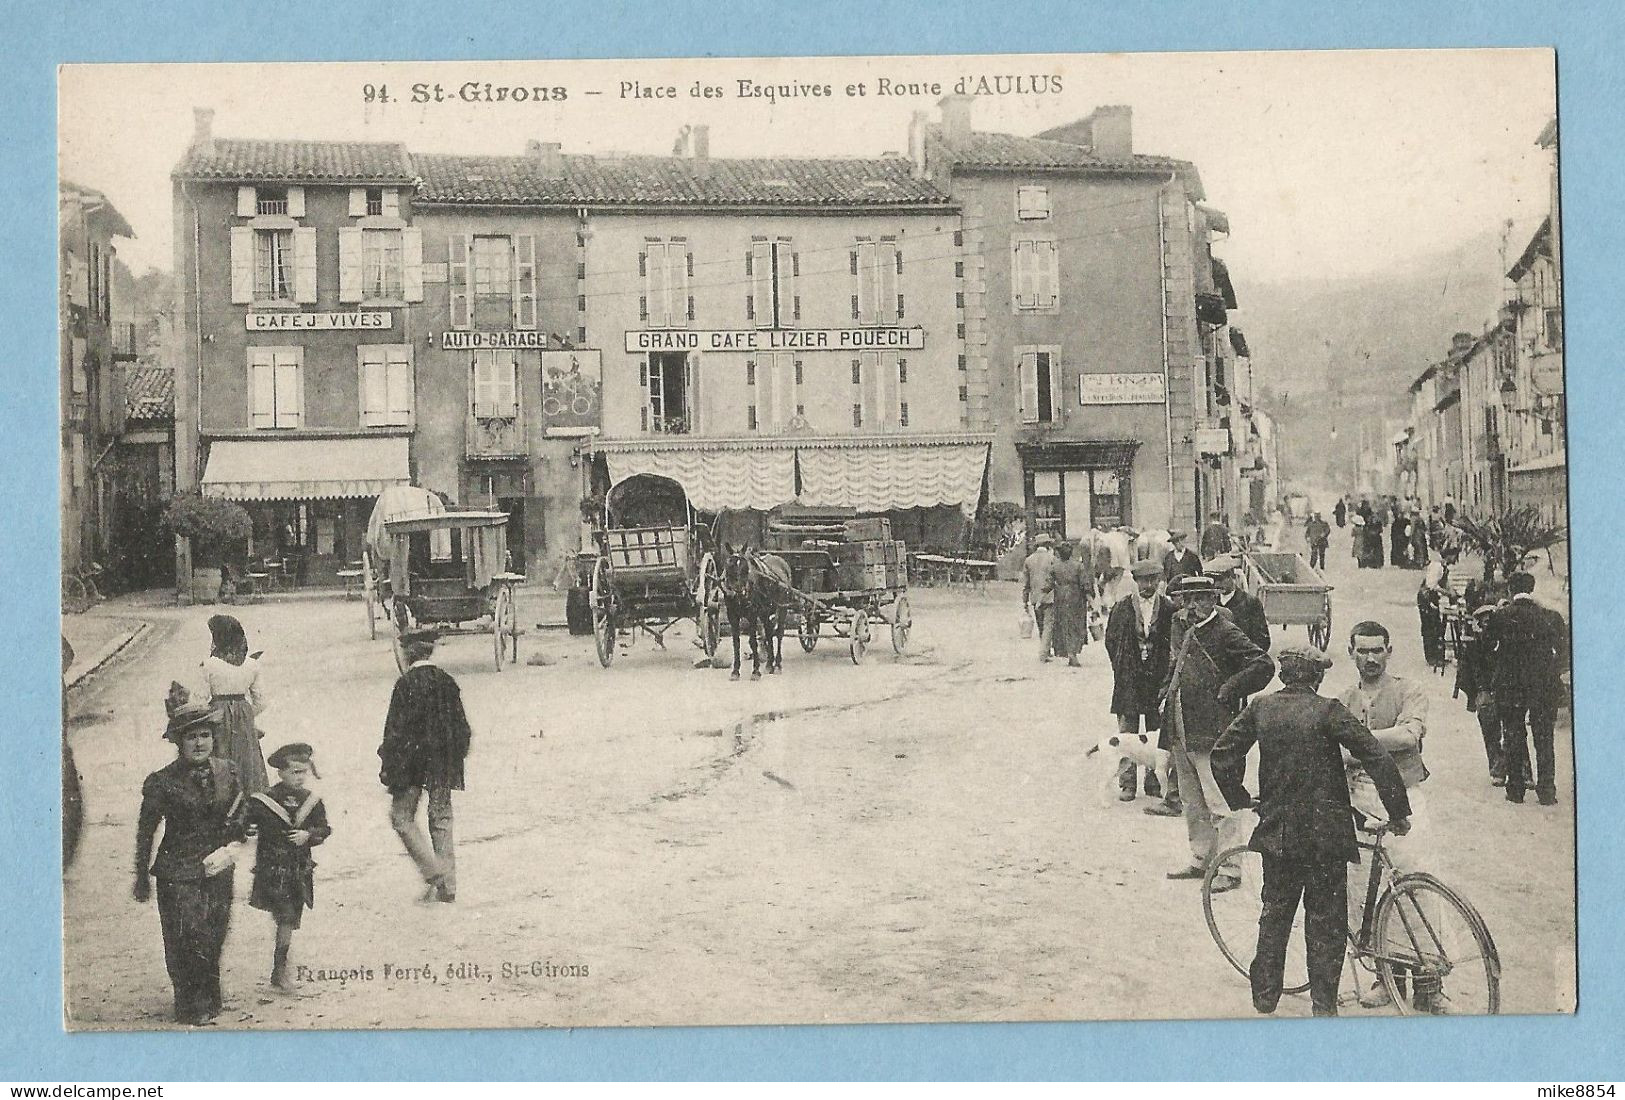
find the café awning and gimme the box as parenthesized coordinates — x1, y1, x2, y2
(201, 436, 411, 501)
(593, 434, 994, 518)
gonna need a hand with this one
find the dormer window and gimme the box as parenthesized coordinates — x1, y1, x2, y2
(256, 186, 289, 216)
(365, 187, 385, 216)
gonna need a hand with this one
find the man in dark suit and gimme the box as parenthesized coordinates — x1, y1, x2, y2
(381, 627, 474, 901)
(1207, 554, 1272, 652)
(1484, 572, 1570, 805)
(1106, 559, 1175, 800)
(1212, 645, 1411, 1016)
(1160, 575, 1276, 888)
(1162, 530, 1203, 586)
(1200, 511, 1233, 559)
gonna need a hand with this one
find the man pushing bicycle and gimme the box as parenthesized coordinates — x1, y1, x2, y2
(1211, 643, 1411, 1017)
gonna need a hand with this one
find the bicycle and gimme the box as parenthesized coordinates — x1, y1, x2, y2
(1202, 822, 1501, 1015)
(61, 562, 106, 615)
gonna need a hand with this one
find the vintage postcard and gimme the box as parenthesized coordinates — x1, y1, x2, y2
(57, 50, 1571, 1031)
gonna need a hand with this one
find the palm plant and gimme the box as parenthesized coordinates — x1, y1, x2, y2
(1453, 506, 1567, 582)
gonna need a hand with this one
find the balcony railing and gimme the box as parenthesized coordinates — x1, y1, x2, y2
(256, 199, 289, 216)
(466, 407, 526, 458)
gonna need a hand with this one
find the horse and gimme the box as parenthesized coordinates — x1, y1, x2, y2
(721, 544, 792, 680)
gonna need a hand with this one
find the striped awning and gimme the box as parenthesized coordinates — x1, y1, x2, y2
(594, 434, 993, 517)
(201, 436, 410, 501)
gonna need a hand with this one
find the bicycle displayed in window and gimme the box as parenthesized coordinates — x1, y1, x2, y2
(1202, 821, 1501, 1014)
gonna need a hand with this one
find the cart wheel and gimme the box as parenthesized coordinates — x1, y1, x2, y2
(590, 556, 616, 668)
(697, 552, 721, 659)
(493, 584, 515, 670)
(890, 595, 912, 654)
(363, 550, 377, 640)
(799, 611, 819, 652)
(390, 598, 414, 674)
(849, 610, 869, 665)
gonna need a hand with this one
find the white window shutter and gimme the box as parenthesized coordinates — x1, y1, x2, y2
(292, 227, 318, 303)
(879, 243, 899, 324)
(274, 353, 301, 428)
(449, 235, 470, 328)
(856, 243, 876, 325)
(861, 351, 882, 426)
(751, 241, 774, 328)
(348, 188, 367, 217)
(338, 227, 363, 303)
(359, 348, 383, 426)
(774, 244, 794, 328)
(237, 186, 256, 217)
(670, 244, 690, 326)
(1047, 352, 1063, 423)
(250, 352, 275, 428)
(1019, 351, 1040, 424)
(471, 352, 490, 417)
(230, 227, 255, 304)
(287, 186, 306, 218)
(402, 227, 424, 302)
(383, 189, 400, 218)
(647, 242, 670, 327)
(501, 351, 519, 415)
(514, 234, 536, 328)
(759, 353, 777, 428)
(387, 348, 413, 421)
(1039, 242, 1059, 308)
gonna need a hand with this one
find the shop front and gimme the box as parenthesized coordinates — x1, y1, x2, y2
(199, 435, 411, 586)
(1016, 439, 1139, 544)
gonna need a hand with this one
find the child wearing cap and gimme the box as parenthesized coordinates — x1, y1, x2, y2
(247, 742, 331, 994)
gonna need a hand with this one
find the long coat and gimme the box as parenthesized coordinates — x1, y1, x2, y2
(379, 663, 473, 792)
(1484, 596, 1569, 709)
(1044, 557, 1093, 657)
(1105, 592, 1173, 721)
(136, 758, 246, 882)
(1211, 683, 1411, 864)
(1162, 611, 1276, 753)
(1220, 588, 1272, 652)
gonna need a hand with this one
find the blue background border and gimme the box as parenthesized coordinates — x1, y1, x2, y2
(8, 0, 1623, 1080)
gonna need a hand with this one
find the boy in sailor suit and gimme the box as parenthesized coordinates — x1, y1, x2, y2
(247, 742, 331, 994)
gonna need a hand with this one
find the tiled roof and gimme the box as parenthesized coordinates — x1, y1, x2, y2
(933, 129, 1189, 172)
(175, 139, 416, 184)
(411, 152, 954, 208)
(124, 365, 174, 422)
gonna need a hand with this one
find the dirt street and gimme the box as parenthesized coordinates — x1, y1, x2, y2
(62, 527, 1575, 1030)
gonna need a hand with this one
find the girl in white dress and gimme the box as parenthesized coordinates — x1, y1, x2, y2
(201, 614, 269, 794)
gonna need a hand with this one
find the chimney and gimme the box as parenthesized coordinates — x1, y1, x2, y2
(907, 109, 931, 179)
(1082, 105, 1133, 158)
(937, 94, 973, 141)
(192, 107, 215, 153)
(526, 140, 564, 178)
(691, 124, 709, 161)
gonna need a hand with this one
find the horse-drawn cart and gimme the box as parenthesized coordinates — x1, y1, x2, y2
(773, 545, 912, 665)
(585, 475, 722, 668)
(1242, 550, 1334, 651)
(379, 511, 525, 672)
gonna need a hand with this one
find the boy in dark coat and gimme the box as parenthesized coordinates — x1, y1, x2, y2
(1211, 645, 1411, 1017)
(249, 743, 331, 993)
(380, 628, 473, 901)
(1105, 559, 1174, 799)
(133, 698, 247, 1025)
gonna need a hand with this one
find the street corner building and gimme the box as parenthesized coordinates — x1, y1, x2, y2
(168, 98, 1270, 594)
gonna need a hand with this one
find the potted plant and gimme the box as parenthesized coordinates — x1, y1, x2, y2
(1452, 506, 1567, 583)
(164, 493, 253, 603)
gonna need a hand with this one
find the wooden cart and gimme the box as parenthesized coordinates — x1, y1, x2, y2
(1242, 550, 1334, 651)
(380, 511, 524, 673)
(773, 543, 913, 665)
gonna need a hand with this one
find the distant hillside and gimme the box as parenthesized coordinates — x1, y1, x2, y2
(1234, 229, 1510, 490)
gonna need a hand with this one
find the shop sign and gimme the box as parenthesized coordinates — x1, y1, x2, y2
(624, 328, 926, 353)
(1078, 372, 1167, 405)
(1195, 427, 1232, 456)
(443, 330, 550, 350)
(540, 349, 603, 436)
(246, 311, 391, 331)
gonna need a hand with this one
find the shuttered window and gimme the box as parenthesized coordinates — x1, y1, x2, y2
(854, 240, 900, 325)
(749, 239, 796, 328)
(750, 351, 800, 430)
(470, 349, 519, 419)
(359, 345, 414, 426)
(248, 347, 304, 429)
(854, 351, 906, 428)
(644, 239, 691, 328)
(1013, 239, 1059, 311)
(448, 235, 471, 328)
(1016, 346, 1062, 424)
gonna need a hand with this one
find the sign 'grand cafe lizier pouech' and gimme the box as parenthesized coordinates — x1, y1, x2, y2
(624, 327, 927, 353)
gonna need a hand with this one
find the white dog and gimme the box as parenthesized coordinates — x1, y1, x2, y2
(1085, 731, 1171, 805)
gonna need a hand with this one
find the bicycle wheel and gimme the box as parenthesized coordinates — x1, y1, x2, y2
(62, 576, 89, 615)
(1203, 845, 1310, 995)
(1373, 873, 1501, 1016)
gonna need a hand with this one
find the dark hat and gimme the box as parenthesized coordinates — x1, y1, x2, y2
(1277, 643, 1333, 671)
(1130, 559, 1163, 580)
(267, 742, 320, 778)
(1171, 575, 1218, 598)
(163, 699, 219, 741)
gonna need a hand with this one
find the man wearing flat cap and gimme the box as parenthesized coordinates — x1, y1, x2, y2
(1105, 558, 1175, 800)
(1211, 644, 1410, 1016)
(380, 627, 472, 902)
(1159, 574, 1275, 887)
(134, 694, 246, 1025)
(1205, 555, 1272, 653)
(1162, 530, 1203, 587)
